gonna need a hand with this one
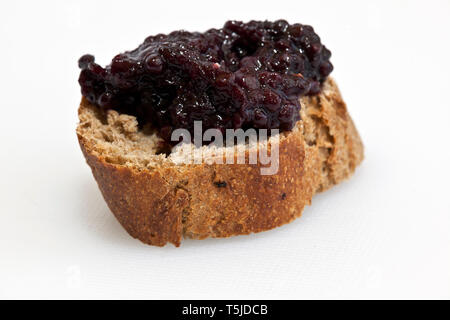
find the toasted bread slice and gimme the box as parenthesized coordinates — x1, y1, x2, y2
(76, 78, 363, 246)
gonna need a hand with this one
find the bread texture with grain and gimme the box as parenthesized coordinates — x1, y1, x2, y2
(76, 78, 364, 246)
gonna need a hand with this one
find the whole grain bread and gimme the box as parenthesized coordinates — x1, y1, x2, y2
(76, 78, 364, 246)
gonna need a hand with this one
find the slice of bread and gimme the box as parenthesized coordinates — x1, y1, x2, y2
(76, 78, 363, 246)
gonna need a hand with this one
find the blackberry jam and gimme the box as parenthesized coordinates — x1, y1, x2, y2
(78, 20, 333, 143)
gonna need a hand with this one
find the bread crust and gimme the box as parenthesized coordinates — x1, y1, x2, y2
(77, 78, 363, 246)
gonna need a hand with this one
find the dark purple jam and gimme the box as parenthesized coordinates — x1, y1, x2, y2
(78, 20, 333, 142)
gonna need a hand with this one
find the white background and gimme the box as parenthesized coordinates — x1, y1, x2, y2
(1, 0, 449, 299)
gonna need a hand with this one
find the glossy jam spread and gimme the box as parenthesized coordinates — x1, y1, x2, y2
(78, 20, 333, 142)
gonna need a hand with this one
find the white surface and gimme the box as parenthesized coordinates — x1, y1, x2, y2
(1, 0, 449, 299)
